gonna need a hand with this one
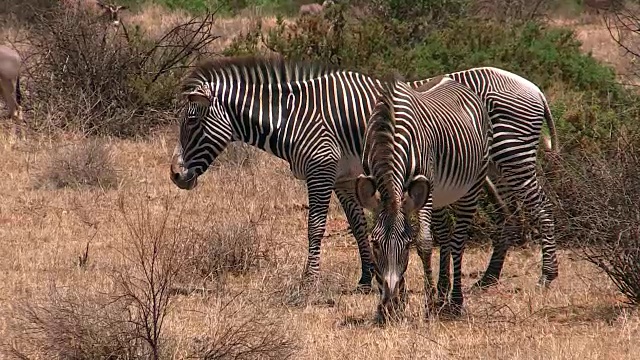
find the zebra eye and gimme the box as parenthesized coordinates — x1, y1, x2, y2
(185, 116, 199, 126)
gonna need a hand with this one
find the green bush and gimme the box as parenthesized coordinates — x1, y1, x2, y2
(119, 0, 297, 15)
(223, 3, 640, 251)
(228, 6, 640, 152)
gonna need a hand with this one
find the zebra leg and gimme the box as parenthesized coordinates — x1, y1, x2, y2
(433, 208, 452, 306)
(474, 172, 520, 289)
(475, 164, 558, 288)
(526, 181, 558, 287)
(416, 206, 437, 316)
(301, 161, 337, 287)
(446, 184, 483, 316)
(334, 185, 374, 293)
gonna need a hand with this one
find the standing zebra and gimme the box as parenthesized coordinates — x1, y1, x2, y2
(411, 67, 559, 289)
(169, 56, 558, 293)
(355, 74, 491, 320)
(170, 56, 380, 292)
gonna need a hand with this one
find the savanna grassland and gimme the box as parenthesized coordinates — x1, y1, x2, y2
(1, 1, 640, 359)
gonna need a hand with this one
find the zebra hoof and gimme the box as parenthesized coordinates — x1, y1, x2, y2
(472, 276, 499, 290)
(439, 303, 464, 319)
(536, 273, 557, 288)
(355, 283, 373, 294)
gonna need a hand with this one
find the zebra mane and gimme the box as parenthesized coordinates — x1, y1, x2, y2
(413, 75, 447, 93)
(181, 55, 344, 94)
(365, 72, 404, 211)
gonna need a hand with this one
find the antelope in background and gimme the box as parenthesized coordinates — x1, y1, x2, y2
(0, 45, 22, 121)
(299, 0, 334, 16)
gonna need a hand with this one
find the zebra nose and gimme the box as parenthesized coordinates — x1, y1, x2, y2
(169, 158, 197, 190)
(170, 171, 181, 183)
(170, 169, 197, 190)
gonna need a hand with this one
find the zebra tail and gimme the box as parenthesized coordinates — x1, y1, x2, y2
(541, 93, 558, 153)
(15, 75, 22, 106)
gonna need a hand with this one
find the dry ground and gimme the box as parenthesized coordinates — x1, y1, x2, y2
(0, 127, 638, 360)
(1, 4, 640, 360)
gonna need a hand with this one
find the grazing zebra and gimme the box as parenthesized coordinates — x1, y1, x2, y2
(355, 74, 491, 320)
(169, 56, 557, 293)
(411, 67, 559, 289)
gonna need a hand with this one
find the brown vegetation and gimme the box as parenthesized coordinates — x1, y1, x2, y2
(1, 1, 640, 359)
(0, 127, 638, 358)
(32, 137, 119, 189)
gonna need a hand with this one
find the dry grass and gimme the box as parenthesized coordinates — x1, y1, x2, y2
(126, 3, 283, 53)
(0, 126, 638, 359)
(1, 6, 640, 358)
(548, 15, 637, 83)
(31, 137, 119, 190)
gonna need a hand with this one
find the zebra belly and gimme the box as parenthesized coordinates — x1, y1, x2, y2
(289, 155, 364, 183)
(430, 151, 486, 209)
(431, 181, 475, 209)
(335, 155, 364, 182)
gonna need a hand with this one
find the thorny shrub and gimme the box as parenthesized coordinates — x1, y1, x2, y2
(188, 296, 298, 360)
(4, 192, 297, 359)
(180, 209, 270, 286)
(6, 287, 144, 359)
(545, 143, 640, 304)
(20, 3, 219, 137)
(0, 0, 55, 23)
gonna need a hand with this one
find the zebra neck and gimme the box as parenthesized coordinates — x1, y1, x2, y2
(231, 84, 296, 160)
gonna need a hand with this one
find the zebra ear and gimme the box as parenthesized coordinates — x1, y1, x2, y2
(402, 175, 430, 213)
(355, 175, 380, 210)
(186, 90, 211, 107)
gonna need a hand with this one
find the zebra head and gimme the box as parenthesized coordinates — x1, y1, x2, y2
(170, 83, 234, 190)
(355, 174, 430, 321)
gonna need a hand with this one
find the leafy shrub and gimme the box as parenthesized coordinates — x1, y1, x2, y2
(229, 6, 640, 152)
(369, 0, 471, 22)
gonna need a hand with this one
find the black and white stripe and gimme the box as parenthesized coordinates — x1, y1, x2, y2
(169, 56, 558, 294)
(170, 56, 381, 292)
(355, 75, 491, 319)
(411, 67, 559, 288)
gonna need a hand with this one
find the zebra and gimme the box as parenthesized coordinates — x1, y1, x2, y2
(170, 56, 380, 292)
(169, 56, 558, 293)
(355, 74, 491, 320)
(410, 67, 559, 289)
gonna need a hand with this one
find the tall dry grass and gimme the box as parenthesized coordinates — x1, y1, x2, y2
(0, 127, 638, 359)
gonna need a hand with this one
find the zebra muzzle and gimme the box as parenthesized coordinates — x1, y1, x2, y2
(170, 156, 198, 190)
